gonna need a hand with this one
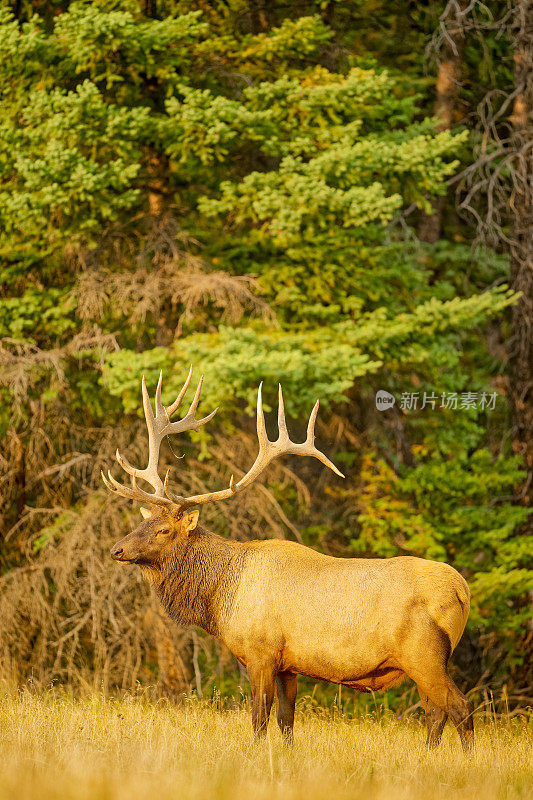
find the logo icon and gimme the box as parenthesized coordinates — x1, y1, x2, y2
(375, 390, 396, 411)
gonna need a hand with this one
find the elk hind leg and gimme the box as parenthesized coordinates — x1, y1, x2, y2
(418, 687, 448, 748)
(276, 672, 297, 744)
(421, 674, 474, 752)
(403, 618, 474, 752)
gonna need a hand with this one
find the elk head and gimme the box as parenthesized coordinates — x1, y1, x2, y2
(103, 367, 344, 565)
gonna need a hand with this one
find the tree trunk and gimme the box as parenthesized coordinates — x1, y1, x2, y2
(508, 0, 533, 524)
(248, 1, 271, 34)
(142, 1, 169, 218)
(11, 1, 22, 21)
(147, 149, 169, 218)
(418, 4, 465, 244)
(143, 0, 158, 19)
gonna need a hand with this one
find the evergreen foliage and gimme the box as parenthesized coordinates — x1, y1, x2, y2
(0, 0, 530, 697)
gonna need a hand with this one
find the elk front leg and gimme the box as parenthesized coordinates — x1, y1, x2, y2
(248, 660, 276, 739)
(276, 672, 297, 744)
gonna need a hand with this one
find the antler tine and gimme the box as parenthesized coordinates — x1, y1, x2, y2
(187, 375, 204, 417)
(256, 382, 269, 450)
(102, 366, 218, 508)
(300, 400, 344, 477)
(164, 375, 219, 433)
(115, 448, 132, 474)
(307, 447, 345, 478)
(101, 470, 170, 507)
(198, 406, 219, 426)
(305, 400, 319, 445)
(115, 448, 139, 478)
(166, 365, 193, 417)
(175, 382, 344, 509)
(141, 373, 166, 497)
(163, 468, 187, 505)
(154, 370, 165, 419)
(131, 474, 163, 503)
(277, 384, 289, 440)
(101, 470, 116, 493)
(141, 376, 155, 426)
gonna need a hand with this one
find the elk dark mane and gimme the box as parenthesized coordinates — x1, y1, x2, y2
(143, 526, 246, 636)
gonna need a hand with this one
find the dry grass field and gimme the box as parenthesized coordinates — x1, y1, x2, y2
(0, 690, 531, 800)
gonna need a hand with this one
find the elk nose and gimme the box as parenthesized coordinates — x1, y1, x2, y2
(110, 545, 123, 560)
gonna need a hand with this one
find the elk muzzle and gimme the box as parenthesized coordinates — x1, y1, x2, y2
(110, 538, 136, 563)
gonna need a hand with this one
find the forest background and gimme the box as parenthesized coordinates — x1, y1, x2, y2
(0, 0, 531, 711)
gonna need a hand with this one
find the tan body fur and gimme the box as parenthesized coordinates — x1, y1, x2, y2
(222, 540, 470, 693)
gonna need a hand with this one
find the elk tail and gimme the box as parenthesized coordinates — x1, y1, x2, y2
(455, 581, 471, 624)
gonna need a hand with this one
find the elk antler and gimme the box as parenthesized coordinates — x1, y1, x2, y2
(172, 381, 344, 510)
(101, 367, 217, 508)
(103, 371, 344, 511)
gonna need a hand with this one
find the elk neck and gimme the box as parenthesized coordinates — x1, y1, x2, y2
(142, 525, 246, 636)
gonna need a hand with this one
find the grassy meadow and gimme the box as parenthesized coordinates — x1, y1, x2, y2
(0, 691, 531, 800)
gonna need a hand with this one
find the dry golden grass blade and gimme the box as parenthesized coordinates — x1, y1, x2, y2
(0, 691, 531, 800)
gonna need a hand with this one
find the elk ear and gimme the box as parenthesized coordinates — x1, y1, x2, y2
(183, 509, 199, 533)
(140, 507, 151, 519)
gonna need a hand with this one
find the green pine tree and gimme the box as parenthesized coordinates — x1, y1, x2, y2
(0, 1, 530, 697)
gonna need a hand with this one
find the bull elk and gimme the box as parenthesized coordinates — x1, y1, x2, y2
(103, 368, 474, 750)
